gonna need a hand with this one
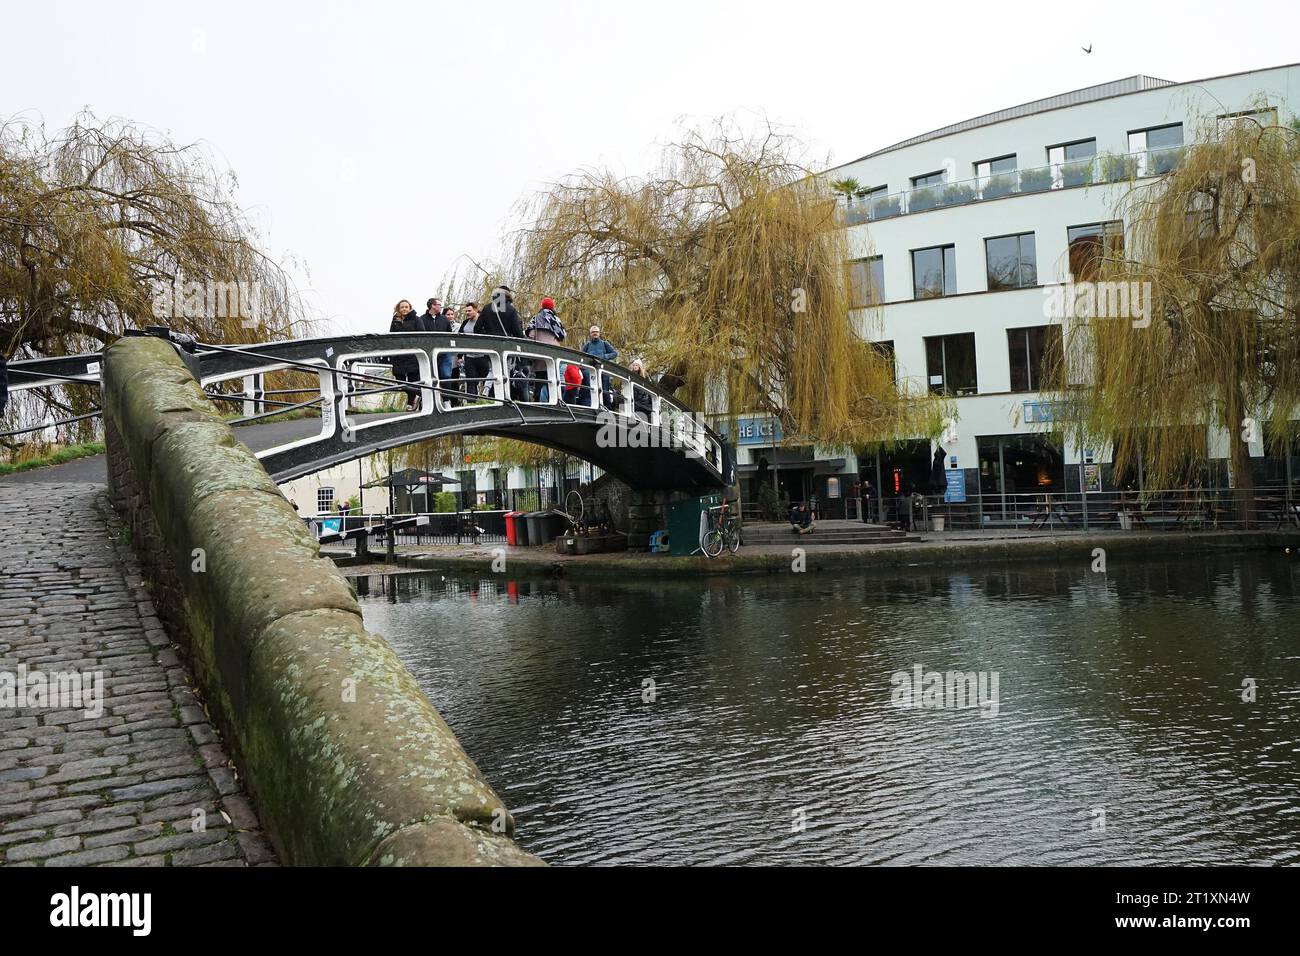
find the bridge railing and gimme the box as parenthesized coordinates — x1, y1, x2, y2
(307, 510, 511, 546)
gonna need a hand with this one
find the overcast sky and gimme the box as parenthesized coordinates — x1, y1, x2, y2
(4, 0, 1298, 336)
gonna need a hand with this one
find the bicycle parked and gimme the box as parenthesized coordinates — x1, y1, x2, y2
(701, 500, 740, 557)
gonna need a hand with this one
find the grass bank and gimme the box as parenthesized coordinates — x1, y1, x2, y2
(0, 442, 105, 475)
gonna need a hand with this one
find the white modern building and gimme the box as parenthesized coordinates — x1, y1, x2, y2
(731, 62, 1299, 515)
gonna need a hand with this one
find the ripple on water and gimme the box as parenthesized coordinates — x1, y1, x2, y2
(359, 554, 1300, 865)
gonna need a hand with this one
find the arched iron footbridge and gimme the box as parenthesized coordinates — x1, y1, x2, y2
(6, 331, 734, 492)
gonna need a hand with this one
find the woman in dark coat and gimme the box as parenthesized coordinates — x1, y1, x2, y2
(389, 299, 423, 410)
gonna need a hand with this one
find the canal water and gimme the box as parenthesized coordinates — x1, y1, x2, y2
(356, 553, 1300, 865)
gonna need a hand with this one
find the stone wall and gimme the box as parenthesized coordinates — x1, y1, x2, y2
(103, 336, 540, 866)
(587, 476, 686, 552)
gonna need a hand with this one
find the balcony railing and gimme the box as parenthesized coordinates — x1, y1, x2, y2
(840, 146, 1187, 225)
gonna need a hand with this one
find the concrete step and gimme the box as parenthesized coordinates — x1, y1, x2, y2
(741, 521, 914, 546)
(742, 532, 915, 544)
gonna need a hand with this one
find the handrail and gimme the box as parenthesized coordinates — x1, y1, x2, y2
(839, 145, 1187, 224)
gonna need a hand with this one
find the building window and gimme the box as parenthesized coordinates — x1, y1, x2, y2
(1006, 325, 1062, 392)
(871, 340, 896, 386)
(975, 155, 1018, 197)
(975, 155, 1017, 178)
(1128, 123, 1184, 175)
(847, 255, 885, 307)
(1048, 138, 1097, 187)
(1067, 221, 1124, 281)
(912, 245, 957, 299)
(911, 170, 945, 188)
(861, 184, 888, 202)
(1218, 107, 1277, 131)
(316, 487, 335, 514)
(1048, 138, 1097, 163)
(984, 233, 1037, 290)
(924, 333, 978, 396)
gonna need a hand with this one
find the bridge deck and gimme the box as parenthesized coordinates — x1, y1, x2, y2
(0, 483, 276, 866)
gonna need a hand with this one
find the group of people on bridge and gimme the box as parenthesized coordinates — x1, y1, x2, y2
(386, 286, 653, 420)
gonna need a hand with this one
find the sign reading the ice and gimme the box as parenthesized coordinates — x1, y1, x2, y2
(730, 417, 783, 445)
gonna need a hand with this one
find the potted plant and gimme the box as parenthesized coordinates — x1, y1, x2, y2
(1061, 160, 1094, 187)
(871, 195, 902, 219)
(1019, 167, 1052, 193)
(941, 183, 976, 206)
(830, 177, 862, 199)
(908, 186, 939, 212)
(842, 202, 872, 226)
(981, 172, 1017, 199)
(1101, 153, 1138, 182)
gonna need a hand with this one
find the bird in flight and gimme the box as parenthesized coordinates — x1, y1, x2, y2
(1082, 43, 1093, 54)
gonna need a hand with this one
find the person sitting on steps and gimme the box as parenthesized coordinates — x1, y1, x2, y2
(789, 502, 815, 535)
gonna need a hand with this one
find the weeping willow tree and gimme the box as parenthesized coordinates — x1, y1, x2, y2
(388, 433, 572, 513)
(503, 118, 944, 449)
(1, 111, 314, 452)
(1053, 112, 1300, 511)
(395, 434, 555, 474)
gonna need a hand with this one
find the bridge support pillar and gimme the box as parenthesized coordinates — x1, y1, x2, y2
(626, 490, 668, 552)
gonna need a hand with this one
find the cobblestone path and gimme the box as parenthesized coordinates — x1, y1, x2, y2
(0, 483, 277, 866)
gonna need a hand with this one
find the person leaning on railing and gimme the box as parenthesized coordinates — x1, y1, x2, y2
(629, 358, 654, 421)
(582, 325, 618, 409)
(477, 285, 526, 399)
(419, 300, 455, 400)
(525, 298, 566, 402)
(457, 302, 491, 399)
(388, 299, 423, 410)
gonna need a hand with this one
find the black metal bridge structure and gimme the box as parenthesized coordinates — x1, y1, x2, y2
(5, 331, 734, 493)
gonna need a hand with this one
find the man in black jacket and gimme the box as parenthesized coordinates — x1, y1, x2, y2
(476, 285, 524, 338)
(418, 298, 445, 332)
(421, 298, 454, 393)
(476, 286, 526, 400)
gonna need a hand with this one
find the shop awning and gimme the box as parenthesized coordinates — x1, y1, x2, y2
(362, 468, 461, 489)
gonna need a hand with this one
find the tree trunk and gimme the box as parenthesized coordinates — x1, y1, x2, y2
(1226, 377, 1255, 528)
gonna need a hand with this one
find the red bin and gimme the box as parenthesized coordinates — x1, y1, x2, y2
(504, 511, 521, 546)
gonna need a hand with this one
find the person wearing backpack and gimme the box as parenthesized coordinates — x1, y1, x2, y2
(476, 285, 524, 338)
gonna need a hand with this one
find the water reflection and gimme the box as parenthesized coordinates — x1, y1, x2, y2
(358, 553, 1300, 865)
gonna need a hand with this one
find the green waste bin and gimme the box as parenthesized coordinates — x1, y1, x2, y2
(666, 493, 722, 556)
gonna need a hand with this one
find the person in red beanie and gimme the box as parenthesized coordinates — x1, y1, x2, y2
(524, 297, 566, 401)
